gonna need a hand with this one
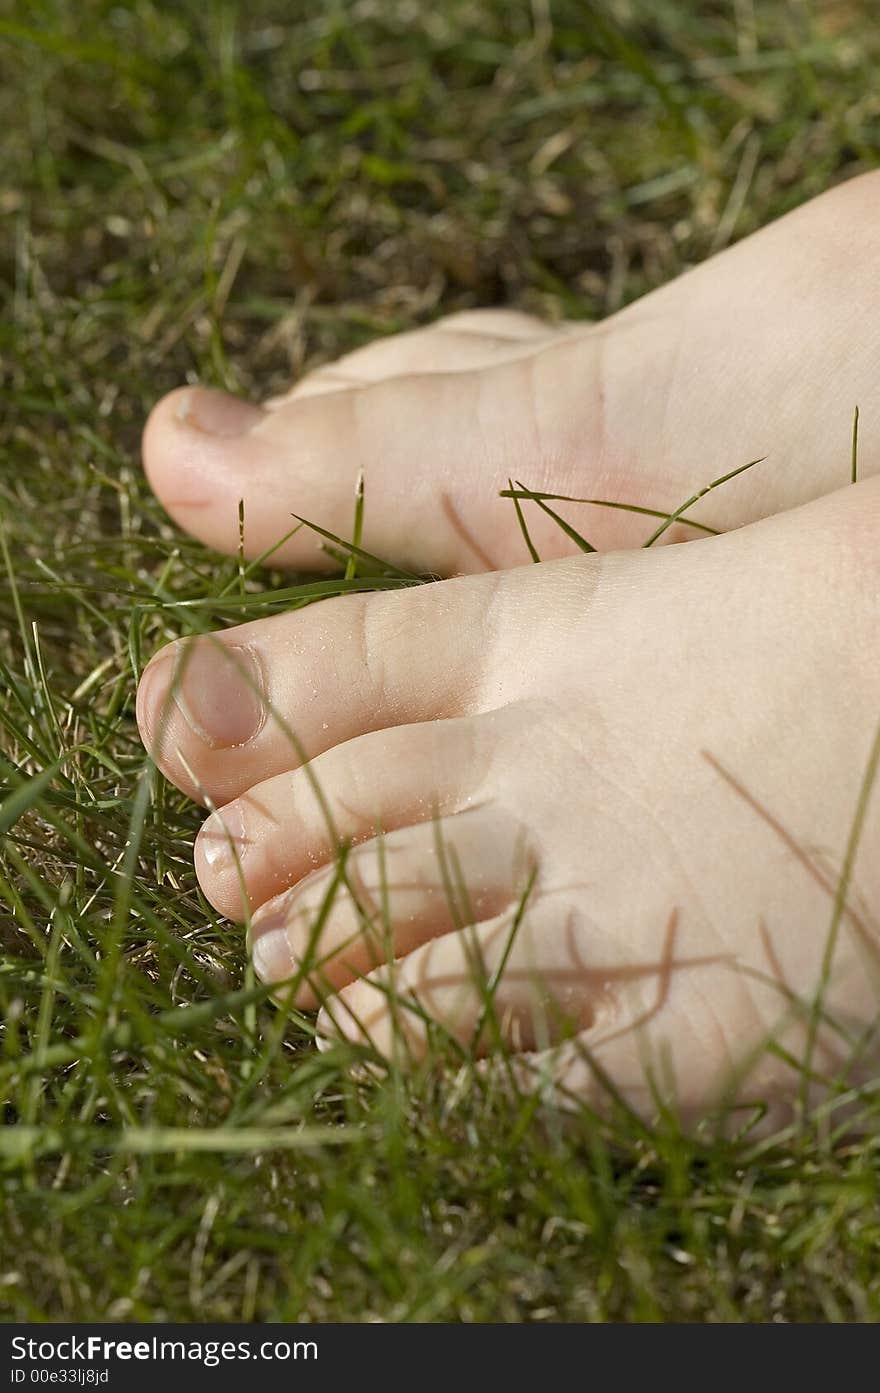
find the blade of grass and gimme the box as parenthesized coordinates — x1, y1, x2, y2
(500, 486, 720, 536)
(513, 479, 596, 552)
(641, 456, 765, 547)
(345, 469, 366, 582)
(507, 476, 541, 562)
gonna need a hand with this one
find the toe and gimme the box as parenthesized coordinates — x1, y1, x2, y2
(436, 309, 553, 339)
(136, 567, 511, 806)
(499, 998, 776, 1134)
(484, 1031, 668, 1126)
(316, 899, 622, 1060)
(277, 309, 556, 402)
(247, 806, 532, 1008)
(142, 331, 600, 576)
(316, 901, 747, 1126)
(193, 717, 495, 923)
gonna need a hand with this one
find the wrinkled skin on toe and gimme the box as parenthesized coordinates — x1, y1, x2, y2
(137, 480, 880, 1135)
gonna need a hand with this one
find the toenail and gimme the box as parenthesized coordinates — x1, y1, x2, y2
(199, 803, 248, 871)
(252, 926, 295, 984)
(317, 995, 366, 1045)
(136, 650, 177, 744)
(174, 640, 267, 749)
(175, 387, 265, 437)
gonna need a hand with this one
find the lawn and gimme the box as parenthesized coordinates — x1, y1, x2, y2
(3, 0, 880, 1323)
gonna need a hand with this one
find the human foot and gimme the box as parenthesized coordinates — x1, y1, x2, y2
(144, 173, 880, 576)
(137, 481, 880, 1130)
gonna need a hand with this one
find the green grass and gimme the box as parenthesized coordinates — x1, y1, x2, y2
(4, 0, 880, 1323)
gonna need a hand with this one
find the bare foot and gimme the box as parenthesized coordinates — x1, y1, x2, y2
(137, 480, 880, 1131)
(143, 173, 880, 575)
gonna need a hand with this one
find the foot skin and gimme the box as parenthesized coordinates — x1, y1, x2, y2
(144, 173, 880, 576)
(137, 481, 880, 1132)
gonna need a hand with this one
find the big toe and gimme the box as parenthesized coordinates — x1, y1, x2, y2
(141, 329, 630, 577)
(134, 562, 525, 807)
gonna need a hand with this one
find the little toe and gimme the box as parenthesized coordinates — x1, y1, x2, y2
(316, 900, 621, 1061)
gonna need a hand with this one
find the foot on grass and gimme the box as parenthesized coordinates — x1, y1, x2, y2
(143, 172, 880, 576)
(137, 480, 880, 1132)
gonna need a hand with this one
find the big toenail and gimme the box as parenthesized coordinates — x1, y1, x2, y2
(199, 803, 248, 871)
(136, 650, 177, 746)
(175, 387, 265, 437)
(174, 640, 267, 748)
